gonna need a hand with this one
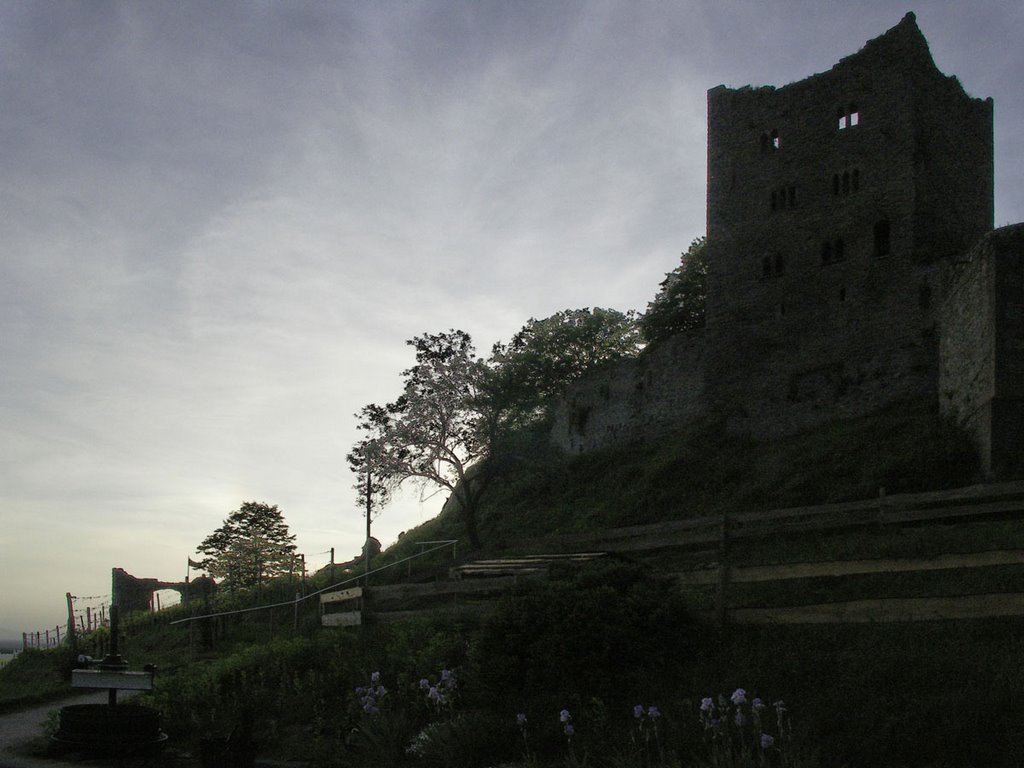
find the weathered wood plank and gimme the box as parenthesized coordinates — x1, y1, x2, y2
(320, 587, 363, 605)
(676, 549, 1024, 585)
(322, 611, 362, 627)
(370, 577, 516, 602)
(881, 499, 1024, 525)
(731, 593, 1024, 624)
(371, 604, 493, 624)
(516, 481, 1024, 555)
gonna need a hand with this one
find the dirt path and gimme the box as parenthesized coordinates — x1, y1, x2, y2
(0, 691, 152, 768)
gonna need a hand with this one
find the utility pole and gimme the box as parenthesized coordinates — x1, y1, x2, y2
(365, 462, 372, 583)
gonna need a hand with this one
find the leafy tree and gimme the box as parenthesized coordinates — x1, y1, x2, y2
(196, 501, 297, 591)
(488, 307, 643, 421)
(640, 237, 708, 343)
(350, 330, 495, 549)
(351, 314, 644, 550)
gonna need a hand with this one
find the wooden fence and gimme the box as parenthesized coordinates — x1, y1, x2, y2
(320, 481, 1024, 627)
(517, 480, 1024, 625)
(321, 576, 516, 626)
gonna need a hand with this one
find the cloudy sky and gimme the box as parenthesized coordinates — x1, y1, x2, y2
(2, 1, 1021, 641)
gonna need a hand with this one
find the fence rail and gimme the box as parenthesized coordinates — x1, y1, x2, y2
(517, 481, 1024, 555)
(508, 481, 1024, 626)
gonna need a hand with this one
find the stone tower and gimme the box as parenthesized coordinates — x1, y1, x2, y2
(704, 12, 993, 435)
(552, 13, 1018, 475)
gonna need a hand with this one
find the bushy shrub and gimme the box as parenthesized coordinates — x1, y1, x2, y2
(469, 562, 696, 729)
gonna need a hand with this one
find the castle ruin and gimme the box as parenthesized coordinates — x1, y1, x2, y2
(552, 13, 1023, 476)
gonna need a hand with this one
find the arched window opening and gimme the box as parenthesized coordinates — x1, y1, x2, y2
(842, 172, 850, 193)
(852, 169, 860, 191)
(834, 238, 845, 260)
(771, 191, 778, 211)
(832, 174, 840, 195)
(839, 287, 847, 302)
(762, 256, 773, 278)
(821, 241, 832, 265)
(874, 219, 891, 257)
(774, 253, 784, 276)
(787, 186, 796, 208)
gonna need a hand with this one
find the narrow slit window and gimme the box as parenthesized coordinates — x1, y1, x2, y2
(834, 238, 845, 260)
(842, 172, 850, 194)
(787, 186, 796, 207)
(774, 253, 784, 275)
(874, 219, 891, 257)
(852, 169, 860, 191)
(771, 191, 777, 211)
(833, 174, 840, 195)
(762, 256, 772, 278)
(821, 241, 832, 264)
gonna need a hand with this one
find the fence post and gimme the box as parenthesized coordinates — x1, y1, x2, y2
(66, 592, 76, 650)
(715, 513, 731, 628)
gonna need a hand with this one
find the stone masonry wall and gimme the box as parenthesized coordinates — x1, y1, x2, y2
(940, 225, 1024, 475)
(550, 332, 706, 453)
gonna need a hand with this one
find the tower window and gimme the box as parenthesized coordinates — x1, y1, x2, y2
(834, 238, 845, 260)
(837, 103, 860, 130)
(771, 129, 780, 150)
(821, 241, 833, 264)
(761, 254, 784, 278)
(787, 186, 796, 207)
(833, 168, 860, 195)
(771, 191, 777, 211)
(874, 219, 891, 257)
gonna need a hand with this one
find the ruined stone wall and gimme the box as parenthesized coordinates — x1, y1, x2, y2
(940, 225, 1024, 475)
(550, 332, 706, 453)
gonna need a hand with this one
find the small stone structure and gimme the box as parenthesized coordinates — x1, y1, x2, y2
(552, 13, 1021, 476)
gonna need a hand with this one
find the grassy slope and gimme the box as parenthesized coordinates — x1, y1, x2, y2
(386, 398, 983, 558)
